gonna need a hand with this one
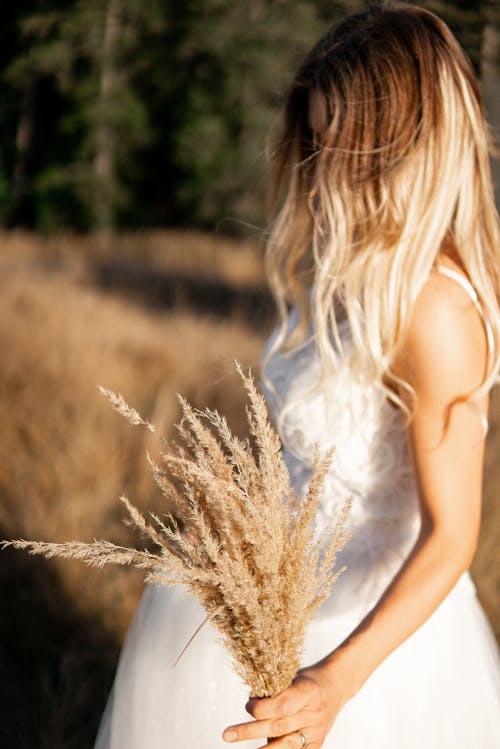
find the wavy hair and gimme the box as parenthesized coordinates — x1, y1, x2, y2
(262, 2, 500, 426)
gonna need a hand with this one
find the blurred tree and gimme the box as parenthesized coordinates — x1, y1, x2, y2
(6, 0, 164, 231)
(0, 0, 497, 233)
(2, 0, 351, 231)
(422, 1, 484, 69)
(168, 0, 327, 230)
(481, 1, 500, 195)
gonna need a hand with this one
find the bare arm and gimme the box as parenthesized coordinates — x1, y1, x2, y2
(326, 268, 489, 691)
(223, 269, 490, 748)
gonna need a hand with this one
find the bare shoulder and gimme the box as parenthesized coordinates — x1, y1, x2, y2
(394, 262, 488, 404)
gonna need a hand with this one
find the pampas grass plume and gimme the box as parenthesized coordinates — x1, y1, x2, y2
(3, 363, 350, 698)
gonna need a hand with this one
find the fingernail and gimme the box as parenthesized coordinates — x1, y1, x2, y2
(245, 698, 256, 714)
(223, 730, 237, 742)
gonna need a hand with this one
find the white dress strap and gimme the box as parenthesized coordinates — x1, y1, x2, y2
(434, 264, 494, 356)
(435, 264, 480, 304)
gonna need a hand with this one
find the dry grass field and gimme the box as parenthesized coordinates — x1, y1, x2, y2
(0, 230, 498, 748)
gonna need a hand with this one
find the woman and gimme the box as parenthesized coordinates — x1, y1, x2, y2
(95, 4, 500, 747)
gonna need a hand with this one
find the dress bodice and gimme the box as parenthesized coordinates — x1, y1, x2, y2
(260, 265, 491, 627)
(260, 311, 421, 623)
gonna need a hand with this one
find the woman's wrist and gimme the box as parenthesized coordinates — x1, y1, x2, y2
(317, 639, 371, 705)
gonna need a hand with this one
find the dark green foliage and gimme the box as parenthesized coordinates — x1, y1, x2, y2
(0, 0, 496, 232)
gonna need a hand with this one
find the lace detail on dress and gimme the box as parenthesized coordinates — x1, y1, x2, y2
(261, 265, 495, 614)
(261, 314, 420, 618)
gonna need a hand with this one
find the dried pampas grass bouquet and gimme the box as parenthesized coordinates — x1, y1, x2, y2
(3, 363, 351, 698)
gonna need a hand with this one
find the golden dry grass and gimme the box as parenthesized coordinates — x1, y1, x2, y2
(0, 250, 265, 635)
(0, 229, 498, 746)
(0, 228, 266, 287)
(7, 370, 351, 698)
(0, 232, 266, 747)
(472, 382, 500, 635)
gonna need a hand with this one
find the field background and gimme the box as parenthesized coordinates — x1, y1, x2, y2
(0, 229, 274, 748)
(1, 1, 500, 747)
(0, 229, 499, 749)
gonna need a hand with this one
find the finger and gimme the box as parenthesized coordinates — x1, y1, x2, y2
(222, 713, 305, 743)
(262, 731, 315, 749)
(246, 693, 296, 720)
(246, 678, 319, 720)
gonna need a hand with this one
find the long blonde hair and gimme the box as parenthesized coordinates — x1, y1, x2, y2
(263, 2, 500, 420)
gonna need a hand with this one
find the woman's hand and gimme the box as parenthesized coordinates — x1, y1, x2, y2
(222, 661, 349, 748)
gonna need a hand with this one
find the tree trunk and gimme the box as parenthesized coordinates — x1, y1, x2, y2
(481, 18, 500, 204)
(93, 0, 120, 234)
(10, 74, 35, 223)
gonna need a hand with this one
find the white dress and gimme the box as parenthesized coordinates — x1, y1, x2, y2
(95, 267, 500, 748)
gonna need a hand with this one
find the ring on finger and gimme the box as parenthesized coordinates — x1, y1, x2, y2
(297, 731, 307, 747)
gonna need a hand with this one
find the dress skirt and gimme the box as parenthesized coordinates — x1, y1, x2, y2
(94, 571, 500, 748)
